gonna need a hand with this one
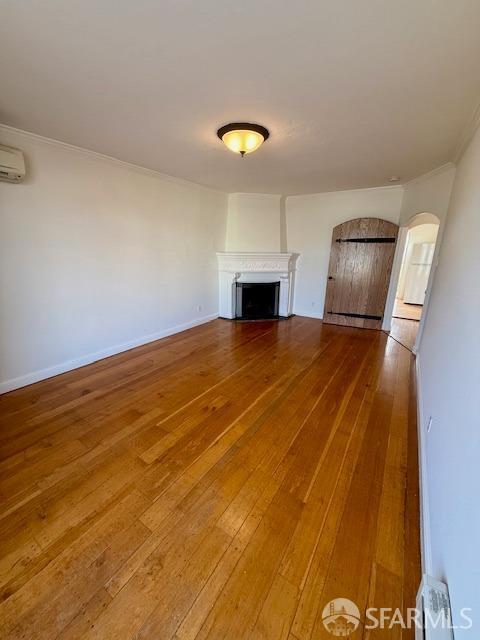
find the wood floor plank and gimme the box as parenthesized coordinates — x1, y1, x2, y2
(193, 491, 304, 640)
(0, 318, 420, 640)
(175, 497, 268, 640)
(290, 341, 397, 640)
(0, 488, 150, 638)
(306, 351, 400, 638)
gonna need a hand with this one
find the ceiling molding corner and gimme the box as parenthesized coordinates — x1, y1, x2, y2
(403, 162, 456, 188)
(453, 100, 480, 164)
(0, 123, 225, 195)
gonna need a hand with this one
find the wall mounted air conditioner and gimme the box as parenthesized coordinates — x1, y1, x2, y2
(416, 575, 455, 640)
(0, 144, 25, 183)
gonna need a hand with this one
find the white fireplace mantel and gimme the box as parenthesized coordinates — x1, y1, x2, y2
(216, 252, 299, 319)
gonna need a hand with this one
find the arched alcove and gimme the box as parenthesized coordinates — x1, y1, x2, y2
(384, 212, 440, 352)
(407, 211, 440, 227)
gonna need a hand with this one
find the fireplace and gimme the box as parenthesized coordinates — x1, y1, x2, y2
(216, 252, 299, 320)
(235, 282, 280, 320)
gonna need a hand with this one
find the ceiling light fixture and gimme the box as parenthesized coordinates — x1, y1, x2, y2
(388, 176, 400, 182)
(217, 122, 269, 156)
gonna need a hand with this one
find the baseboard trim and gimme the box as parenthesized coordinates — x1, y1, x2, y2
(415, 353, 433, 575)
(0, 313, 218, 395)
(293, 310, 324, 320)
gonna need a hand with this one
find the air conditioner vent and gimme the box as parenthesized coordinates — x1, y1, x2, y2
(0, 144, 26, 183)
(428, 587, 450, 619)
(416, 575, 454, 640)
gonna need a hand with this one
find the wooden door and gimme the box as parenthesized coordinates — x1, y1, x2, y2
(324, 218, 398, 329)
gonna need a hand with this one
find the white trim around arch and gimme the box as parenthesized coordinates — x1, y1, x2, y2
(383, 212, 441, 354)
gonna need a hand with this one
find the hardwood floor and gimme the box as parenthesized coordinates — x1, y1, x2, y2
(0, 318, 420, 639)
(393, 298, 423, 321)
(390, 317, 419, 352)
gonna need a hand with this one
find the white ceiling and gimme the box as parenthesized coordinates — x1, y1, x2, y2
(1, 0, 480, 194)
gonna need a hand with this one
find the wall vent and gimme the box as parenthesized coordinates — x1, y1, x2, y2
(416, 575, 455, 640)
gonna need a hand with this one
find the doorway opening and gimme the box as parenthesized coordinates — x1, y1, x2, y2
(389, 213, 440, 351)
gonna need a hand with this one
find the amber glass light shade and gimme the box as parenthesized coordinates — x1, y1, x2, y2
(217, 123, 269, 156)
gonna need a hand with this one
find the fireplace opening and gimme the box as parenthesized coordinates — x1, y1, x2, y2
(235, 282, 280, 320)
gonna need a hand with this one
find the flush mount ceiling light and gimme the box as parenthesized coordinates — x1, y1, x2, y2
(217, 122, 269, 156)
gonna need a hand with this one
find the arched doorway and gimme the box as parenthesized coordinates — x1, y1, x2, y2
(388, 213, 440, 350)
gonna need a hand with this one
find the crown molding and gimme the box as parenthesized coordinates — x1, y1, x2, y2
(403, 162, 456, 188)
(286, 183, 404, 200)
(453, 100, 480, 164)
(0, 123, 224, 194)
(1, 121, 470, 199)
(228, 192, 282, 199)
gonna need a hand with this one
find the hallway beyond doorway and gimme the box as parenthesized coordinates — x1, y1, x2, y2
(393, 297, 423, 321)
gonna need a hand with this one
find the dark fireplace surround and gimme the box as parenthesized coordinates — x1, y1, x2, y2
(235, 281, 280, 320)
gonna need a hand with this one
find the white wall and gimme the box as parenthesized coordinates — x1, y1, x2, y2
(383, 166, 455, 334)
(396, 223, 439, 299)
(418, 126, 480, 636)
(399, 164, 456, 226)
(0, 126, 227, 392)
(225, 193, 282, 252)
(286, 186, 404, 318)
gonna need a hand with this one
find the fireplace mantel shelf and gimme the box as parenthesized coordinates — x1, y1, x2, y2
(216, 252, 299, 319)
(216, 252, 298, 274)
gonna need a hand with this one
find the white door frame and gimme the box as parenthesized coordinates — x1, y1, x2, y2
(382, 227, 408, 331)
(383, 214, 441, 354)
